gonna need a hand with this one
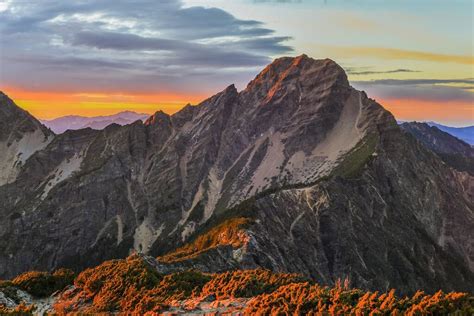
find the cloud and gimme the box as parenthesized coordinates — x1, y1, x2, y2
(0, 0, 293, 94)
(354, 78, 474, 86)
(252, 0, 303, 3)
(353, 78, 474, 103)
(346, 68, 421, 76)
(319, 46, 473, 65)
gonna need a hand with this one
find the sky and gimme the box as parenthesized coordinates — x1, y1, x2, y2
(0, 0, 472, 126)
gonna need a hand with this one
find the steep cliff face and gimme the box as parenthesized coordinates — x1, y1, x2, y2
(0, 92, 54, 185)
(0, 56, 472, 294)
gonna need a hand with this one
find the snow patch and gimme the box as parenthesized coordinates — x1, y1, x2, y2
(247, 132, 285, 197)
(203, 167, 224, 221)
(133, 218, 164, 253)
(232, 246, 246, 262)
(40, 152, 84, 199)
(0, 129, 52, 186)
(116, 215, 124, 245)
(310, 90, 365, 175)
(126, 181, 139, 217)
(181, 221, 196, 241)
(176, 179, 205, 230)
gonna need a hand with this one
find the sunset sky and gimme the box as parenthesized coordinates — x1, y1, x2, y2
(0, 0, 472, 126)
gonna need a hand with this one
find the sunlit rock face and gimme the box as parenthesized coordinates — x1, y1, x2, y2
(0, 56, 472, 294)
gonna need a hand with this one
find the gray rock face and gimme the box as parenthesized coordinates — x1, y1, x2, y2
(401, 121, 474, 174)
(235, 127, 474, 294)
(0, 56, 472, 294)
(401, 122, 473, 157)
(0, 92, 54, 185)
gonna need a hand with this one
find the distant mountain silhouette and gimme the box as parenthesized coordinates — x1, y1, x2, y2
(397, 121, 473, 145)
(401, 121, 474, 174)
(40, 111, 150, 134)
(427, 122, 474, 145)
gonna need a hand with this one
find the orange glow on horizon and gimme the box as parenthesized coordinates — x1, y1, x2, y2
(2, 86, 208, 119)
(2, 86, 472, 126)
(378, 98, 473, 125)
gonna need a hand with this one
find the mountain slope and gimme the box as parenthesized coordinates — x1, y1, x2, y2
(0, 56, 472, 294)
(0, 92, 54, 186)
(427, 122, 474, 145)
(40, 111, 150, 134)
(401, 122, 474, 174)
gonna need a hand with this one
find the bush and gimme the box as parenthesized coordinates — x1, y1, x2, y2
(0, 302, 35, 315)
(124, 271, 212, 314)
(50, 255, 474, 315)
(11, 268, 74, 298)
(71, 254, 162, 312)
(159, 217, 252, 262)
(245, 283, 474, 315)
(200, 269, 305, 299)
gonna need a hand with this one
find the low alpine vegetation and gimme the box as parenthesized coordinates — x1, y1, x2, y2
(1, 255, 472, 315)
(11, 268, 75, 297)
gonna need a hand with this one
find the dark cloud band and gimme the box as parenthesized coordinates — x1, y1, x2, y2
(347, 68, 421, 75)
(0, 0, 293, 93)
(353, 78, 474, 103)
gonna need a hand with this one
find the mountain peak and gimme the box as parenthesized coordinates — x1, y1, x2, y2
(244, 55, 348, 101)
(144, 110, 171, 126)
(0, 91, 50, 135)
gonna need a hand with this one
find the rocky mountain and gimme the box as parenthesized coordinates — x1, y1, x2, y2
(427, 122, 474, 145)
(40, 111, 150, 134)
(0, 92, 54, 186)
(0, 55, 473, 295)
(401, 122, 474, 174)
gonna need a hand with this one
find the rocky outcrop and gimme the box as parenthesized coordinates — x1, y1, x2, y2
(0, 55, 472, 295)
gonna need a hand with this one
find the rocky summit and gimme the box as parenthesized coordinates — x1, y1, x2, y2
(0, 55, 472, 294)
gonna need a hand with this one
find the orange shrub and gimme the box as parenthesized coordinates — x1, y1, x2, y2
(0, 302, 36, 315)
(46, 254, 473, 315)
(70, 254, 162, 312)
(11, 268, 74, 297)
(200, 269, 305, 299)
(159, 217, 251, 262)
(55, 255, 211, 314)
(124, 271, 211, 314)
(245, 283, 474, 315)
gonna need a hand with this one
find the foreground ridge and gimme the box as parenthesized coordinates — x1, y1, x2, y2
(0, 255, 472, 315)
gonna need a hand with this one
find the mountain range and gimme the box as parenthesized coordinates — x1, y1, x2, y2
(0, 55, 472, 297)
(427, 122, 474, 145)
(401, 122, 474, 174)
(40, 111, 150, 134)
(43, 112, 474, 146)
